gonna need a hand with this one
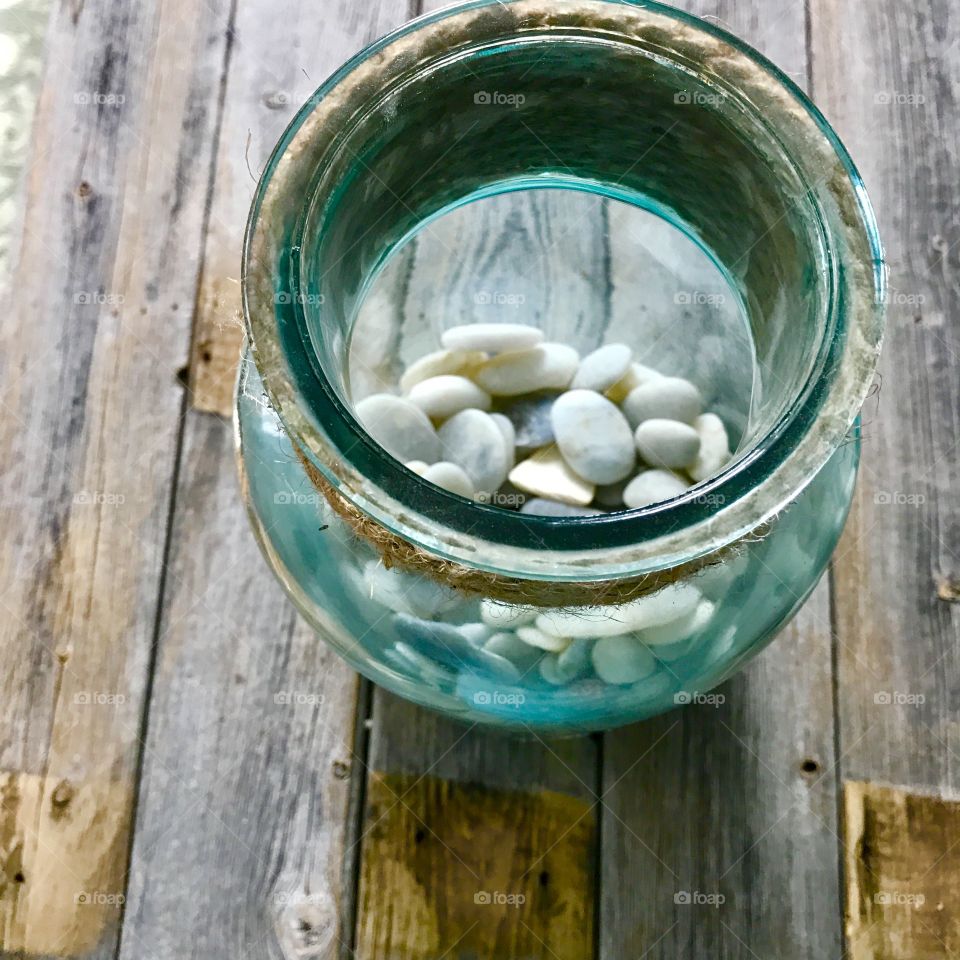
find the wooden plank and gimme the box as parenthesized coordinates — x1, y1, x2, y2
(843, 780, 960, 960)
(0, 0, 235, 955)
(810, 0, 960, 789)
(598, 5, 845, 958)
(189, 0, 422, 415)
(353, 1, 606, 953)
(117, 3, 419, 959)
(357, 773, 595, 960)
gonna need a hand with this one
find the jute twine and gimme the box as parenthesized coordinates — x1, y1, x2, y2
(296, 445, 770, 609)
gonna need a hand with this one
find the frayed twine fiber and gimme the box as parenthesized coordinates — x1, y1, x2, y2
(296, 446, 768, 609)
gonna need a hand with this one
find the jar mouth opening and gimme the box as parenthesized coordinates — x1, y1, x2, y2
(242, 0, 884, 579)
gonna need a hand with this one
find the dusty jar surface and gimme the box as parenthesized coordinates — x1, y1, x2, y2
(237, 0, 884, 732)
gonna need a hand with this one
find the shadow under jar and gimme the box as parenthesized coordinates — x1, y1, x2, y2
(238, 0, 884, 733)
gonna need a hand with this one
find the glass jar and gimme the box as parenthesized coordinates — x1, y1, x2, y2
(237, 0, 884, 732)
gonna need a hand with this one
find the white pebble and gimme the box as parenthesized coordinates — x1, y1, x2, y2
(355, 393, 439, 463)
(399, 348, 487, 392)
(438, 409, 510, 494)
(623, 469, 690, 508)
(421, 461, 476, 498)
(517, 625, 571, 653)
(594, 478, 630, 508)
(441, 322, 544, 354)
(405, 460, 429, 476)
(520, 498, 602, 517)
(550, 389, 636, 485)
(363, 561, 460, 618)
(489, 413, 516, 469)
(622, 376, 702, 427)
(473, 343, 579, 396)
(571, 343, 632, 391)
(407, 375, 491, 419)
(508, 444, 595, 506)
(688, 412, 732, 482)
(635, 418, 701, 469)
(591, 636, 658, 684)
(536, 583, 702, 639)
(641, 599, 715, 646)
(480, 599, 537, 628)
(606, 362, 662, 403)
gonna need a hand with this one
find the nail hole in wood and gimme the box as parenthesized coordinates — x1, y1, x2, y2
(539, 870, 550, 886)
(414, 828, 426, 844)
(801, 759, 819, 775)
(175, 365, 190, 387)
(76, 180, 92, 199)
(14, 872, 24, 883)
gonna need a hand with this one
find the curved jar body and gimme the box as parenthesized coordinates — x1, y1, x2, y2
(238, 0, 884, 732)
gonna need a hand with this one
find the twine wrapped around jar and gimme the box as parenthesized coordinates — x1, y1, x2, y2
(295, 444, 768, 608)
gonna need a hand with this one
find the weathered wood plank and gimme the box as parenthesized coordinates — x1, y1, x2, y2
(598, 5, 844, 958)
(810, 0, 960, 791)
(118, 3, 419, 959)
(843, 780, 960, 959)
(189, 0, 422, 415)
(352, 4, 607, 955)
(0, 0, 234, 954)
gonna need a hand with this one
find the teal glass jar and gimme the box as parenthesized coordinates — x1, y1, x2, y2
(237, 0, 884, 732)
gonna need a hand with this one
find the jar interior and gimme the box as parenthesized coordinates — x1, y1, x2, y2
(297, 28, 831, 463)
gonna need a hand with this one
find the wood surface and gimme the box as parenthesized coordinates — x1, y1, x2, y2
(597, 4, 845, 958)
(844, 780, 960, 959)
(0, 0, 957, 957)
(0, 0, 234, 954)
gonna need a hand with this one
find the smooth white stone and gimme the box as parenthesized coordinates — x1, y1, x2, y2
(641, 599, 716, 646)
(399, 348, 487, 392)
(550, 389, 635, 484)
(635, 418, 701, 469)
(520, 497, 602, 517)
(441, 322, 544, 354)
(438, 408, 510, 493)
(473, 343, 579, 396)
(591, 636, 658, 684)
(408, 375, 491, 419)
(483, 631, 542, 668)
(480, 599, 537, 628)
(688, 412, 732, 482)
(622, 469, 691, 508)
(508, 444, 595, 506)
(536, 583, 702, 639)
(489, 413, 516, 469)
(516, 625, 572, 653)
(622, 376, 703, 427)
(457, 622, 491, 647)
(421, 461, 476, 498)
(363, 561, 461, 618)
(571, 343, 632, 391)
(540, 638, 592, 685)
(605, 361, 662, 403)
(404, 460, 429, 476)
(355, 393, 440, 463)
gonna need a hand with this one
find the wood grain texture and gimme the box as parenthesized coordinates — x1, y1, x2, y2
(356, 772, 595, 960)
(810, 0, 960, 792)
(0, 0, 234, 954)
(598, 5, 845, 958)
(118, 2, 418, 959)
(189, 0, 420, 415)
(844, 780, 960, 959)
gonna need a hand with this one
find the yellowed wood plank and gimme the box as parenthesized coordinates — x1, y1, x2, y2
(0, 0, 234, 954)
(356, 772, 595, 960)
(844, 780, 960, 960)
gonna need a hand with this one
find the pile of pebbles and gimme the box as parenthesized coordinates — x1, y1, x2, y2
(348, 322, 744, 694)
(355, 322, 732, 513)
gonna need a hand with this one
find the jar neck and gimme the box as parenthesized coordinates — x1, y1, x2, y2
(243, 0, 884, 581)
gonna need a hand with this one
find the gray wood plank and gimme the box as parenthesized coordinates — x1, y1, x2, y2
(117, 3, 418, 959)
(599, 5, 844, 958)
(0, 0, 234, 955)
(809, 0, 960, 786)
(353, 0, 606, 953)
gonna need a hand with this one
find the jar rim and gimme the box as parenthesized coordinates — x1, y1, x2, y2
(242, 0, 885, 581)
